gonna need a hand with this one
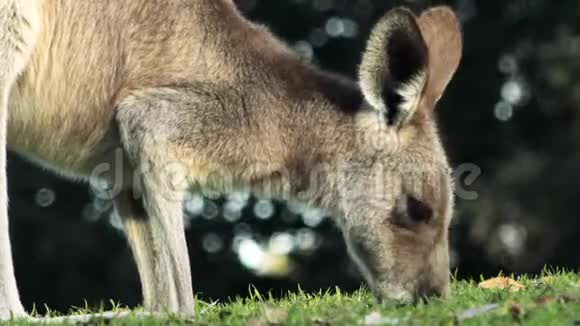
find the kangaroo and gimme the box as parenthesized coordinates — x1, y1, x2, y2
(0, 0, 462, 320)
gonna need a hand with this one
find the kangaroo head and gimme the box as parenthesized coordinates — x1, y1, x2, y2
(330, 6, 462, 303)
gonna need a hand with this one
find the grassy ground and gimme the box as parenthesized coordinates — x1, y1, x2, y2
(9, 270, 580, 325)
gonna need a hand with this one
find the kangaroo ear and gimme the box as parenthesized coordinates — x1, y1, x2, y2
(417, 6, 463, 108)
(358, 8, 428, 127)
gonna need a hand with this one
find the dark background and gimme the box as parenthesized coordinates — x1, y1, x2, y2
(7, 0, 580, 313)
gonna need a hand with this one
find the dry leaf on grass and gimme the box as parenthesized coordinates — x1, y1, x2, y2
(478, 277, 525, 292)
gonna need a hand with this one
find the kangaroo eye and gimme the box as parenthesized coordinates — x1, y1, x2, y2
(406, 196, 433, 223)
(392, 195, 433, 228)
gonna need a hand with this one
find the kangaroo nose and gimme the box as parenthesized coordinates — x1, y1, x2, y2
(372, 279, 449, 304)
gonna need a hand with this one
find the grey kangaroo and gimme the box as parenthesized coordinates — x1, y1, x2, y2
(0, 0, 462, 320)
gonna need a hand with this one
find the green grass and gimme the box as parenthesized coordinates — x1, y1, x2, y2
(9, 270, 580, 325)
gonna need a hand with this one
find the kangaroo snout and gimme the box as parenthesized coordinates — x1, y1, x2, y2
(373, 276, 450, 305)
(414, 276, 450, 301)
